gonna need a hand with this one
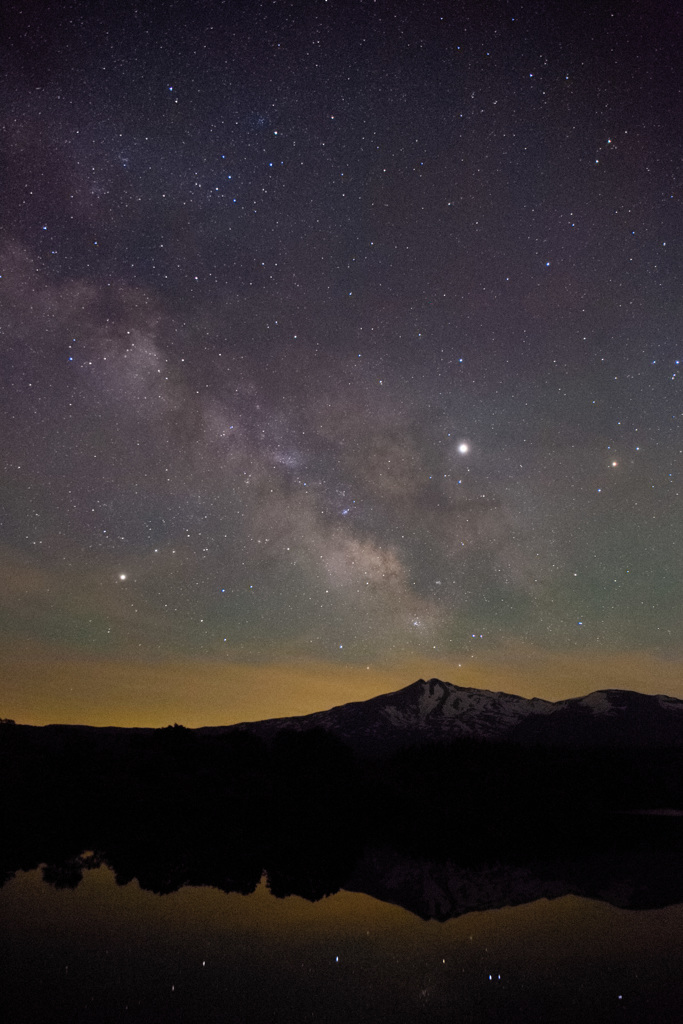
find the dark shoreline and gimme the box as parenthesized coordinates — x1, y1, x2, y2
(2, 718, 683, 918)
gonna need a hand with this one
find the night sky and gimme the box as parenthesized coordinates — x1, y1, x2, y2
(2, 0, 681, 726)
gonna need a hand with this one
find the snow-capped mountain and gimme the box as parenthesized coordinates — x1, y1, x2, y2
(203, 678, 683, 752)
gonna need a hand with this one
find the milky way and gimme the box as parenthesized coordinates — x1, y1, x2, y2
(1, 0, 681, 721)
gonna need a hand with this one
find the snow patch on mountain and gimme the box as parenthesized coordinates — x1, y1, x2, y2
(417, 680, 446, 718)
(573, 692, 617, 715)
(657, 695, 683, 714)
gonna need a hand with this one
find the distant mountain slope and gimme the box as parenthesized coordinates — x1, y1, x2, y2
(199, 679, 683, 752)
(510, 688, 683, 747)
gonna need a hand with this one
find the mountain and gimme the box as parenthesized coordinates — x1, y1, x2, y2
(509, 688, 683, 747)
(200, 678, 683, 752)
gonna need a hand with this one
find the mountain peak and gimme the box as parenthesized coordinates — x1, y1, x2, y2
(213, 679, 683, 753)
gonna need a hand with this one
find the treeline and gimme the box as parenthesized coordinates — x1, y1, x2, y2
(2, 720, 683, 888)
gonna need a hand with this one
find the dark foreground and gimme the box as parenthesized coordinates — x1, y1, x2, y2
(3, 721, 683, 1022)
(2, 720, 683, 913)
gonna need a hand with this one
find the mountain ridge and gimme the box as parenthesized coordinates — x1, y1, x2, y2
(198, 678, 683, 752)
(6, 679, 683, 750)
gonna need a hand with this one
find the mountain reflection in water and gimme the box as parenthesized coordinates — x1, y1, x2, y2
(3, 719, 683, 1020)
(3, 854, 683, 1024)
(4, 822, 683, 919)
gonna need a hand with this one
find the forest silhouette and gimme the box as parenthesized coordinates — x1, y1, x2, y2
(2, 718, 683, 916)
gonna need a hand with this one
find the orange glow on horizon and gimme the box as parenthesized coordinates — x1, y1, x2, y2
(1, 648, 682, 728)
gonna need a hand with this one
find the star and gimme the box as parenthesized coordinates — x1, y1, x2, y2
(1, 0, 680, 723)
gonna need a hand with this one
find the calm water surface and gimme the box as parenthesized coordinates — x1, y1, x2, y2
(2, 863, 683, 1023)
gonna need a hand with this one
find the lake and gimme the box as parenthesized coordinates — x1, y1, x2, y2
(3, 858, 683, 1023)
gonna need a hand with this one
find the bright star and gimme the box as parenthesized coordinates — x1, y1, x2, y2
(458, 442, 469, 454)
(118, 573, 127, 581)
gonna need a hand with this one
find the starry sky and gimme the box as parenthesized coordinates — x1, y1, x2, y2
(2, 0, 681, 726)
